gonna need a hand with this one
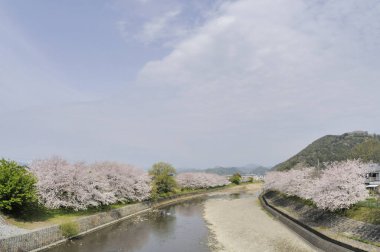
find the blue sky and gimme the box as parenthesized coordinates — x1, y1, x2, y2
(1, 0, 380, 169)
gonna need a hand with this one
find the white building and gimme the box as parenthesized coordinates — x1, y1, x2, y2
(365, 165, 380, 192)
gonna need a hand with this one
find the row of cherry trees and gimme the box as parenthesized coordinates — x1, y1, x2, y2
(29, 157, 230, 210)
(30, 157, 151, 210)
(176, 172, 230, 189)
(264, 160, 373, 211)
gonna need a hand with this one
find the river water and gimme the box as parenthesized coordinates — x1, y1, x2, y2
(48, 197, 211, 252)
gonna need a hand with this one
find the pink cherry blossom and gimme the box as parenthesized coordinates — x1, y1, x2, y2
(264, 160, 371, 211)
(30, 157, 151, 210)
(176, 172, 230, 189)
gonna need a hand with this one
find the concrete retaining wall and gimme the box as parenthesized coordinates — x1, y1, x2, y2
(0, 203, 150, 252)
(260, 193, 366, 252)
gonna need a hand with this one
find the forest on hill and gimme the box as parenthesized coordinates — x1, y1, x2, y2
(274, 131, 380, 171)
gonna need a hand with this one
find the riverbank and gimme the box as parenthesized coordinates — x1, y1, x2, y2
(203, 184, 317, 252)
(0, 183, 252, 252)
(264, 191, 380, 252)
(1, 184, 238, 231)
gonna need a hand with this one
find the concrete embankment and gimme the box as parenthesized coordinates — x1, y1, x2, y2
(261, 191, 380, 252)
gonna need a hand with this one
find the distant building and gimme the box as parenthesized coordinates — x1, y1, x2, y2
(365, 165, 380, 193)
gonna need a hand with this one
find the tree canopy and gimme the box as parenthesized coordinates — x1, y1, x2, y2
(0, 159, 37, 213)
(149, 162, 177, 196)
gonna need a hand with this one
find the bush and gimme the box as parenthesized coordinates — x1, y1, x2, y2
(60, 222, 79, 238)
(149, 162, 177, 197)
(229, 173, 242, 185)
(0, 159, 38, 213)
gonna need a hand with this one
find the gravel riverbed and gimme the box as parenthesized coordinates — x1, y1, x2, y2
(204, 184, 317, 252)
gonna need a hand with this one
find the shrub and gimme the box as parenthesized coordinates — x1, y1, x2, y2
(0, 159, 38, 213)
(229, 173, 242, 185)
(149, 162, 177, 196)
(60, 222, 79, 238)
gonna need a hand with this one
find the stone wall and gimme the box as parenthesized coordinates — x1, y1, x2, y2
(0, 225, 63, 252)
(0, 203, 150, 252)
(0, 216, 6, 225)
(260, 194, 360, 252)
(263, 191, 380, 251)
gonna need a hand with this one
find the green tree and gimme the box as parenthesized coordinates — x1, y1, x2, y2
(229, 173, 242, 185)
(351, 139, 380, 163)
(149, 162, 177, 196)
(0, 159, 38, 213)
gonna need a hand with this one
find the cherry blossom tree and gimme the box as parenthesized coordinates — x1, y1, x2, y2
(264, 160, 372, 211)
(312, 160, 370, 210)
(263, 170, 285, 192)
(30, 157, 151, 210)
(29, 157, 88, 210)
(90, 161, 151, 203)
(176, 172, 230, 189)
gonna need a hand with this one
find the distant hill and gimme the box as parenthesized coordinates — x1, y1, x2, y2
(180, 164, 269, 176)
(273, 131, 380, 171)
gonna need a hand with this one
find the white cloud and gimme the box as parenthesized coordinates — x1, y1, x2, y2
(133, 0, 380, 165)
(1, 0, 380, 168)
(137, 9, 182, 44)
(113, 0, 225, 46)
(137, 0, 380, 119)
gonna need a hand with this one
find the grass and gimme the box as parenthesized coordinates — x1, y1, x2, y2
(272, 191, 315, 207)
(342, 204, 380, 225)
(347, 234, 380, 247)
(270, 191, 380, 225)
(283, 194, 315, 207)
(355, 197, 380, 208)
(60, 222, 79, 238)
(4, 203, 129, 229)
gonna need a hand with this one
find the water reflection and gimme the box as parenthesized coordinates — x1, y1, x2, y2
(175, 198, 206, 217)
(148, 208, 177, 239)
(48, 199, 210, 252)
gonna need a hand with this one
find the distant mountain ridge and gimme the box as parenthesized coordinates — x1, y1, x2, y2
(180, 164, 269, 176)
(273, 131, 380, 171)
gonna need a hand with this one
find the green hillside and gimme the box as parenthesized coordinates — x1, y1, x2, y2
(274, 131, 380, 171)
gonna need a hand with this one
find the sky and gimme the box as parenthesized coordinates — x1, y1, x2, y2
(0, 0, 380, 169)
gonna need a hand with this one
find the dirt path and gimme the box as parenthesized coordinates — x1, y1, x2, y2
(203, 184, 317, 252)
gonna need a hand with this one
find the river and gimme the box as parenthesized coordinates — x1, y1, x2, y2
(47, 197, 211, 252)
(47, 184, 316, 252)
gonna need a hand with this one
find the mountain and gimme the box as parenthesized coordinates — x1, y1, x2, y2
(180, 164, 269, 176)
(273, 131, 380, 171)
